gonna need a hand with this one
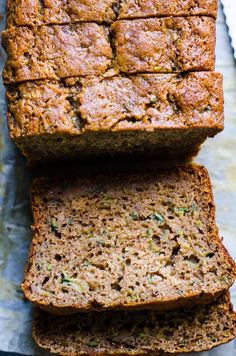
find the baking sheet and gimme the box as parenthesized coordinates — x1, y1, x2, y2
(0, 1, 236, 355)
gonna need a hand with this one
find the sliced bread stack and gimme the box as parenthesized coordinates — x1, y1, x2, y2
(2, 0, 236, 355)
(3, 0, 223, 163)
(33, 294, 235, 355)
(24, 165, 236, 354)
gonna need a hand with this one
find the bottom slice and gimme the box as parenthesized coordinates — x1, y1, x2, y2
(33, 293, 235, 355)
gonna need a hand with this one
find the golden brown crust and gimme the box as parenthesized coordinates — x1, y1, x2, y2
(7, 0, 117, 26)
(7, 72, 223, 137)
(112, 17, 215, 74)
(3, 16, 216, 84)
(118, 0, 218, 20)
(21, 165, 236, 314)
(6, 72, 223, 162)
(7, 0, 218, 27)
(2, 23, 112, 84)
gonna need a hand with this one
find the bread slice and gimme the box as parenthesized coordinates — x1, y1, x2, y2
(7, 0, 218, 27)
(119, 0, 218, 20)
(112, 17, 215, 74)
(7, 0, 118, 25)
(33, 293, 236, 355)
(2, 23, 112, 84)
(7, 72, 223, 163)
(2, 16, 215, 84)
(21, 165, 236, 314)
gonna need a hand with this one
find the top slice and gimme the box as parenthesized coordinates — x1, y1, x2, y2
(2, 16, 215, 84)
(22, 165, 236, 314)
(7, 0, 218, 26)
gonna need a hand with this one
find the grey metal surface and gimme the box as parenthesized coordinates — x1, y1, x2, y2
(0, 1, 235, 355)
(221, 0, 236, 59)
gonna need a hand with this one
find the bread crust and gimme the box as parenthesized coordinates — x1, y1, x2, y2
(2, 16, 215, 84)
(112, 17, 215, 74)
(6, 72, 223, 163)
(2, 23, 112, 84)
(6, 0, 218, 27)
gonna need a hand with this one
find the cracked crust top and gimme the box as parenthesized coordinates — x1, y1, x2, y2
(7, 72, 223, 138)
(2, 16, 215, 84)
(7, 0, 218, 27)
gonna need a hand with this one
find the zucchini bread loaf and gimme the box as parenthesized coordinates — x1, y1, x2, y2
(33, 293, 236, 355)
(7, 72, 223, 163)
(21, 165, 236, 314)
(2, 16, 215, 84)
(7, 0, 218, 26)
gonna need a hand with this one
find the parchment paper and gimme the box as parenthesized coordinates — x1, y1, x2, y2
(0, 1, 235, 355)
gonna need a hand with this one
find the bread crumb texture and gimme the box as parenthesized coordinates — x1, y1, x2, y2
(33, 293, 236, 355)
(22, 165, 236, 313)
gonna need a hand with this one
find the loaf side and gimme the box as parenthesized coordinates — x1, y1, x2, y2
(6, 72, 223, 162)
